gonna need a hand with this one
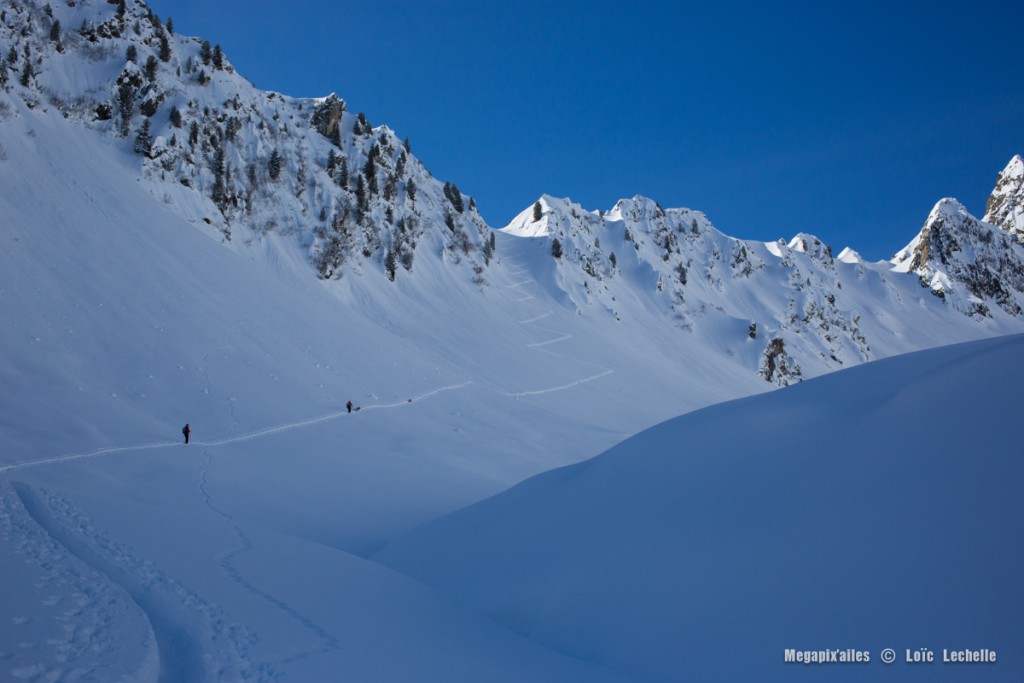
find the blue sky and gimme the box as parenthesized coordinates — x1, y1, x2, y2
(152, 1, 1023, 260)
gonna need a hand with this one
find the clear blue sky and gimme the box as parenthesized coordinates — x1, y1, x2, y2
(152, 1, 1023, 261)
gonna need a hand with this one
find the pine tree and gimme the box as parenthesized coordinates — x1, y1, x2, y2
(357, 175, 371, 212)
(363, 153, 376, 186)
(166, 16, 174, 35)
(268, 149, 282, 181)
(133, 119, 152, 155)
(49, 18, 61, 45)
(403, 136, 411, 153)
(19, 45, 31, 87)
(533, 200, 543, 222)
(483, 231, 496, 264)
(405, 178, 416, 203)
(450, 183, 464, 213)
(159, 32, 171, 62)
(117, 82, 135, 136)
(337, 156, 348, 188)
(212, 44, 223, 70)
(200, 40, 212, 66)
(125, 45, 137, 63)
(0, 59, 7, 87)
(211, 146, 226, 207)
(551, 237, 563, 259)
(169, 106, 182, 128)
(117, 0, 126, 18)
(144, 55, 158, 81)
(384, 248, 397, 281)
(188, 120, 199, 146)
(609, 252, 617, 269)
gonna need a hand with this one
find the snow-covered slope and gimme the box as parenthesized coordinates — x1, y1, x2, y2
(378, 334, 1024, 682)
(4, 0, 494, 286)
(0, 84, 658, 683)
(504, 191, 1024, 386)
(4, 0, 1024, 395)
(2, 0, 1024, 680)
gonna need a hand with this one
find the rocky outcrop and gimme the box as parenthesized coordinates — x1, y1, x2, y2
(984, 155, 1024, 240)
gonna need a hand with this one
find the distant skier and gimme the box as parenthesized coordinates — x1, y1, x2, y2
(346, 401, 353, 414)
(182, 423, 191, 444)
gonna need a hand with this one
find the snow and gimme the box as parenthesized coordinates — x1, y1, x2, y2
(837, 246, 862, 263)
(378, 334, 1024, 682)
(1, 1, 1023, 680)
(0, 90, 766, 682)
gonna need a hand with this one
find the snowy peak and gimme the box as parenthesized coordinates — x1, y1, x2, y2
(984, 155, 1024, 238)
(892, 197, 1024, 317)
(501, 195, 575, 238)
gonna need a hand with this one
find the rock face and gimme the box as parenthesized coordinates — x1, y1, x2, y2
(984, 155, 1024, 239)
(893, 196, 1024, 318)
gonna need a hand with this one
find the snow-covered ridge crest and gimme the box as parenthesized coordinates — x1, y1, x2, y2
(499, 177, 1024, 386)
(5, 0, 1024, 391)
(3, 0, 495, 285)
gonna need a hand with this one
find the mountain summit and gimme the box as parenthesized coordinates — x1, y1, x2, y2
(984, 154, 1024, 238)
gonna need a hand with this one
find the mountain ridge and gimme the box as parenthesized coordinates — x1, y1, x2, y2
(3, 0, 1024, 394)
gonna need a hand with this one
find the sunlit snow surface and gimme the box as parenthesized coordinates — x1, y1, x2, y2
(1, 25, 1022, 682)
(379, 333, 1024, 682)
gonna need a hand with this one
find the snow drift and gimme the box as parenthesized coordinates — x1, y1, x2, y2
(378, 334, 1024, 682)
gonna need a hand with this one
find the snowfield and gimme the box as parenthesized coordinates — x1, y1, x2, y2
(378, 332, 1024, 682)
(2, 97, 1020, 681)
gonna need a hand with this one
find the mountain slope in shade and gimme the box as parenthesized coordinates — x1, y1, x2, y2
(377, 334, 1024, 682)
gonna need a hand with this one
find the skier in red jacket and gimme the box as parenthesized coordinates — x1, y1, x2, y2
(182, 423, 191, 444)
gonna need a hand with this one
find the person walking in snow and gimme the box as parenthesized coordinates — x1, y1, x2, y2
(346, 401, 353, 414)
(182, 423, 191, 444)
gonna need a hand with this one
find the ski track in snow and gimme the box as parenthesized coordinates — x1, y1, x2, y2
(0, 372, 474, 677)
(0, 381, 472, 474)
(501, 268, 615, 398)
(197, 448, 338, 668)
(2, 481, 272, 683)
(526, 334, 573, 348)
(517, 311, 553, 324)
